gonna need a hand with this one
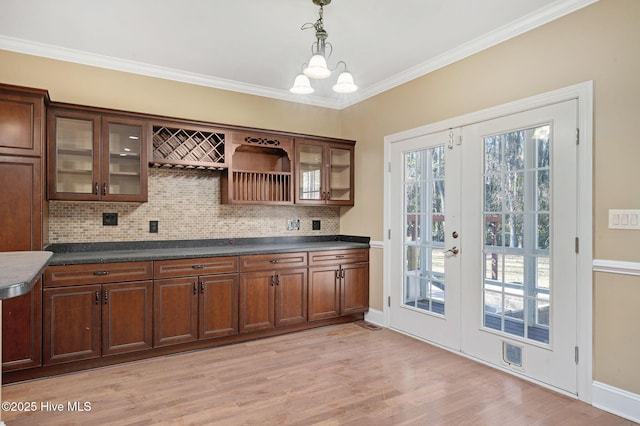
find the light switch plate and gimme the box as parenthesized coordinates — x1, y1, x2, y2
(608, 209, 640, 230)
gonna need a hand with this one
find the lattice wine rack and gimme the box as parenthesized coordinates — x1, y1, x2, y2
(151, 126, 225, 169)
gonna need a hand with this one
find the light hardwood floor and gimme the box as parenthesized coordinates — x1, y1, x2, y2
(2, 323, 635, 425)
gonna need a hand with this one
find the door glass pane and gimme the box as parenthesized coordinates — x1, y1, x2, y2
(482, 125, 551, 344)
(108, 123, 142, 195)
(298, 144, 323, 200)
(329, 147, 351, 201)
(55, 117, 94, 194)
(403, 146, 445, 315)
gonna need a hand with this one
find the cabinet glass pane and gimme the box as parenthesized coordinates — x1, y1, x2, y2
(55, 117, 94, 194)
(298, 144, 323, 200)
(329, 148, 351, 201)
(108, 123, 142, 195)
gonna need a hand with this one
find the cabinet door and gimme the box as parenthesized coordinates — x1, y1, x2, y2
(239, 271, 275, 333)
(274, 268, 307, 327)
(2, 279, 42, 371)
(199, 274, 238, 339)
(308, 266, 340, 321)
(102, 281, 153, 356)
(153, 278, 198, 347)
(101, 116, 148, 202)
(327, 143, 354, 205)
(295, 140, 325, 204)
(0, 156, 43, 254)
(48, 108, 101, 200)
(341, 263, 369, 315)
(0, 87, 46, 157)
(43, 285, 102, 365)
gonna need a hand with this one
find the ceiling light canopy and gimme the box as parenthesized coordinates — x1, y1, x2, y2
(290, 0, 358, 95)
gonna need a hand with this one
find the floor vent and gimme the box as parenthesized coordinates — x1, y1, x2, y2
(355, 321, 382, 331)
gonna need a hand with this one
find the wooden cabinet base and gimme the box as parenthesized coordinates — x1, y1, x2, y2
(2, 313, 363, 384)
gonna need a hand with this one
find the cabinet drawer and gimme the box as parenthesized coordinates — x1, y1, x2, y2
(154, 256, 238, 279)
(239, 252, 307, 272)
(309, 249, 369, 266)
(44, 262, 153, 287)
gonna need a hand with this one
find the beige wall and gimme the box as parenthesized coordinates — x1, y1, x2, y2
(341, 0, 640, 394)
(0, 50, 343, 138)
(1, 0, 639, 396)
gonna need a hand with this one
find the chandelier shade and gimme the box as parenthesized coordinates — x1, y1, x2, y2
(303, 54, 331, 79)
(332, 70, 358, 94)
(289, 74, 315, 94)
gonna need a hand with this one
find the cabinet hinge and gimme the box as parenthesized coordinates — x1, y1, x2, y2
(575, 237, 579, 254)
(575, 346, 579, 364)
(388, 296, 391, 307)
(576, 128, 580, 145)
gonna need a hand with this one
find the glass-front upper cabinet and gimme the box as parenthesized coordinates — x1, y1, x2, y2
(295, 138, 354, 206)
(48, 107, 148, 202)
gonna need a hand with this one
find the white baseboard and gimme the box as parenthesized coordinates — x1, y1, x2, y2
(592, 381, 640, 423)
(364, 308, 385, 327)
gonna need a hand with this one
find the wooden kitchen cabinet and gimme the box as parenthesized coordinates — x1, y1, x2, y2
(0, 85, 47, 157)
(1, 84, 48, 373)
(153, 256, 239, 347)
(308, 249, 369, 321)
(47, 106, 148, 202)
(43, 262, 153, 365)
(295, 138, 355, 206)
(221, 131, 294, 205)
(239, 252, 308, 333)
(2, 279, 42, 371)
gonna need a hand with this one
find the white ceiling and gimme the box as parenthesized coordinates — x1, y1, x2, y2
(0, 0, 597, 109)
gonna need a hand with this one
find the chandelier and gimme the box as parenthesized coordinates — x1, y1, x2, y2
(290, 0, 358, 95)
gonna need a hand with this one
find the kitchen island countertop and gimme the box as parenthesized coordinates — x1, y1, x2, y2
(0, 251, 52, 299)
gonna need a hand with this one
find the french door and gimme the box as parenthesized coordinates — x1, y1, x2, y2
(389, 100, 578, 394)
(389, 129, 462, 350)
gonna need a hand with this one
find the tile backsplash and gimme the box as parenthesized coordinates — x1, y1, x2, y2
(49, 168, 340, 243)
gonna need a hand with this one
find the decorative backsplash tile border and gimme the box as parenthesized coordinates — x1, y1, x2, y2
(49, 169, 341, 243)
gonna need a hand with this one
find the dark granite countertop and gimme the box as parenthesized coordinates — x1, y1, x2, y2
(0, 251, 52, 299)
(45, 235, 370, 266)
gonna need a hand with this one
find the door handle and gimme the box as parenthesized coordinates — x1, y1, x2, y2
(444, 246, 459, 255)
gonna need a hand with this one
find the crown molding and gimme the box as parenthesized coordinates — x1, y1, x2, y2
(343, 0, 600, 109)
(0, 0, 598, 111)
(0, 35, 344, 110)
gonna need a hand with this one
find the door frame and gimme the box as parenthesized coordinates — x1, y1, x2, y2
(383, 81, 593, 402)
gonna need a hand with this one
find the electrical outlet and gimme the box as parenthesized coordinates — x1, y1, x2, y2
(102, 212, 118, 226)
(287, 219, 300, 231)
(149, 220, 158, 233)
(312, 220, 321, 230)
